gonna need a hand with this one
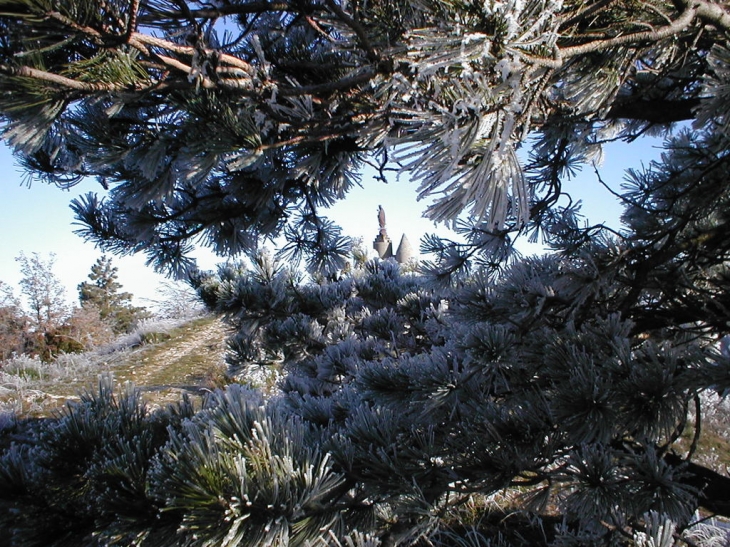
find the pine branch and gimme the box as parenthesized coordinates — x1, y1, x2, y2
(0, 63, 117, 92)
(689, 0, 730, 31)
(558, 0, 622, 30)
(132, 34, 255, 74)
(323, 0, 379, 61)
(665, 453, 730, 518)
(526, 4, 702, 69)
(138, 1, 302, 23)
(606, 98, 702, 123)
(560, 4, 699, 57)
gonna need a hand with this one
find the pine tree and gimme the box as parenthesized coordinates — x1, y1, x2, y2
(77, 255, 148, 333)
(191, 252, 730, 544)
(0, 0, 727, 273)
(3, 251, 730, 545)
(1, 1, 730, 546)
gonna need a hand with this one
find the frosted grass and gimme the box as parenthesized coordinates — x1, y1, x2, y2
(0, 316, 205, 416)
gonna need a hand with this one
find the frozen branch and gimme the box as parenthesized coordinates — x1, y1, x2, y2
(324, 0, 379, 61)
(689, 0, 730, 31)
(560, 4, 699, 58)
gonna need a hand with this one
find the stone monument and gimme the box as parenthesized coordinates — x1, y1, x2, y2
(373, 205, 393, 259)
(395, 234, 414, 264)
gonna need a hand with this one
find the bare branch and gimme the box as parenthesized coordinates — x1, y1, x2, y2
(133, 34, 255, 74)
(0, 63, 115, 92)
(606, 98, 702, 123)
(124, 0, 140, 42)
(275, 67, 378, 96)
(46, 10, 104, 42)
(688, 0, 730, 31)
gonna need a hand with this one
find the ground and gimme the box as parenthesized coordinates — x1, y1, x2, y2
(110, 315, 231, 409)
(0, 315, 232, 418)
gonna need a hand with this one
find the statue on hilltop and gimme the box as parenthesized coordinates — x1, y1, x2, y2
(373, 205, 414, 264)
(373, 205, 393, 259)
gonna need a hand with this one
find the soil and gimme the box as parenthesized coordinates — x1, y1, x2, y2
(110, 315, 232, 410)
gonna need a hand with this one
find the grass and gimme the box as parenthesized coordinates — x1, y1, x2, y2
(0, 315, 229, 419)
(110, 316, 231, 408)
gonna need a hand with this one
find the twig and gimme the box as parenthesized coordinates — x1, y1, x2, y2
(687, 393, 702, 461)
(592, 163, 640, 208)
(124, 0, 140, 43)
(560, 5, 698, 58)
(689, 0, 730, 31)
(133, 34, 255, 75)
(559, 0, 620, 30)
(0, 63, 113, 91)
(323, 0, 379, 61)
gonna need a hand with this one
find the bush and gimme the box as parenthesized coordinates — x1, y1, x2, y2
(0, 380, 352, 547)
(2, 377, 729, 547)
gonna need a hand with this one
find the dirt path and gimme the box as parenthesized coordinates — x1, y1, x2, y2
(111, 315, 232, 408)
(0, 316, 234, 417)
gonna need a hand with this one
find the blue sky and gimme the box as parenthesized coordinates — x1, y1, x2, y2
(0, 137, 662, 309)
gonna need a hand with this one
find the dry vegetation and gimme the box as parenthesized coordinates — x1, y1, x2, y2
(0, 315, 231, 420)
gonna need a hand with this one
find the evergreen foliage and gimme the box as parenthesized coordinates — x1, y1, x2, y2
(1, 0, 730, 545)
(78, 255, 149, 333)
(0, 0, 727, 273)
(3, 252, 730, 545)
(191, 252, 730, 543)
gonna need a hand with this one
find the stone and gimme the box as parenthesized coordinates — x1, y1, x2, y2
(395, 234, 414, 264)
